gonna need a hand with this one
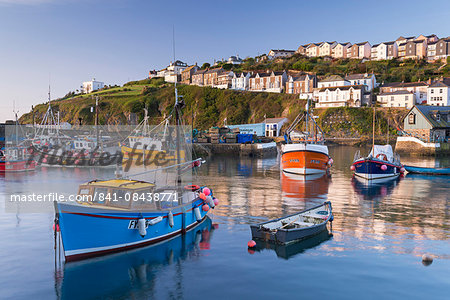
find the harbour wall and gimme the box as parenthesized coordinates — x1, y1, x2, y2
(395, 137, 450, 156)
(193, 142, 278, 158)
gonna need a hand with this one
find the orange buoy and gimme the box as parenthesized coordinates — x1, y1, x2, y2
(199, 193, 206, 200)
(247, 240, 256, 248)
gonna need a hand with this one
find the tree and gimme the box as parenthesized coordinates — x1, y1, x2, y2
(201, 63, 210, 69)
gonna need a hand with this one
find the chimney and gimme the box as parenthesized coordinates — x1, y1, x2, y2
(428, 78, 432, 84)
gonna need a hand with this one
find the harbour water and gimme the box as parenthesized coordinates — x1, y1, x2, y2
(0, 145, 449, 299)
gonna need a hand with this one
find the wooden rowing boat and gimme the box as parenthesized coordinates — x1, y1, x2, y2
(250, 201, 333, 245)
(404, 165, 450, 175)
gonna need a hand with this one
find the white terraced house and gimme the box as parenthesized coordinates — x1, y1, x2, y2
(231, 72, 251, 91)
(428, 79, 450, 106)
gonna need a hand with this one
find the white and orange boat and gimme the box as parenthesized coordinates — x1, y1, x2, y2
(281, 101, 332, 175)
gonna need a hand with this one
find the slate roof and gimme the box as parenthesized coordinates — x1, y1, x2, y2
(320, 75, 345, 82)
(378, 90, 414, 96)
(409, 105, 450, 128)
(265, 118, 287, 123)
(318, 84, 365, 92)
(345, 73, 373, 80)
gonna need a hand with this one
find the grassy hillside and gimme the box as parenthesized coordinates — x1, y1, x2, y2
(20, 78, 303, 130)
(20, 78, 408, 139)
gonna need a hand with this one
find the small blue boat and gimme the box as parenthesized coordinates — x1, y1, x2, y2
(352, 145, 404, 181)
(404, 165, 450, 175)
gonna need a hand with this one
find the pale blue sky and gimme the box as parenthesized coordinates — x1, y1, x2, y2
(0, 0, 449, 121)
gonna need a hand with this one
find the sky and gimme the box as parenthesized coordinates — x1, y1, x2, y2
(0, 0, 449, 122)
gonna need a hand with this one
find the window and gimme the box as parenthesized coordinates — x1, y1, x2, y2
(440, 89, 443, 93)
(408, 113, 416, 124)
(431, 89, 434, 94)
(436, 113, 441, 121)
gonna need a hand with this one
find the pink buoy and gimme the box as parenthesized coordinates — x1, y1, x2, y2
(247, 240, 256, 248)
(213, 198, 219, 206)
(328, 158, 334, 165)
(350, 165, 355, 171)
(203, 187, 211, 196)
(202, 204, 210, 212)
(381, 164, 387, 171)
(52, 223, 60, 232)
(43, 158, 47, 163)
(199, 193, 206, 200)
(400, 167, 405, 173)
(75, 160, 80, 165)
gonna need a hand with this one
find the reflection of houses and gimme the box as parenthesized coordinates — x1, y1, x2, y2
(231, 72, 251, 90)
(265, 117, 288, 137)
(285, 74, 317, 97)
(249, 71, 287, 93)
(427, 77, 450, 106)
(402, 105, 450, 141)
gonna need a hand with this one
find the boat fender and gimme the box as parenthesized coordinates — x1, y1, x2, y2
(202, 187, 211, 196)
(400, 167, 405, 173)
(148, 216, 163, 225)
(199, 193, 206, 200)
(194, 206, 202, 222)
(330, 214, 334, 222)
(202, 204, 210, 212)
(206, 196, 215, 208)
(381, 164, 387, 171)
(213, 197, 219, 206)
(350, 165, 355, 171)
(328, 158, 333, 165)
(168, 211, 174, 227)
(138, 218, 147, 237)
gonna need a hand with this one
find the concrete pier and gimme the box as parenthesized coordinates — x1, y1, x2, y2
(395, 137, 450, 156)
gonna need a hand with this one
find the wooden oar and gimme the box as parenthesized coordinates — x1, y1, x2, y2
(280, 216, 300, 229)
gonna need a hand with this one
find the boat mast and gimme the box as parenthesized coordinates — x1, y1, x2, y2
(95, 96, 99, 147)
(305, 97, 309, 136)
(372, 106, 375, 154)
(13, 101, 19, 146)
(173, 26, 181, 184)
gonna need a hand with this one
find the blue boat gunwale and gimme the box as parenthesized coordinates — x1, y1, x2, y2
(352, 157, 402, 168)
(404, 165, 450, 175)
(251, 201, 332, 232)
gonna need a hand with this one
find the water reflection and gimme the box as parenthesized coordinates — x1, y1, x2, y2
(281, 172, 330, 201)
(57, 217, 216, 300)
(249, 230, 333, 260)
(351, 175, 401, 201)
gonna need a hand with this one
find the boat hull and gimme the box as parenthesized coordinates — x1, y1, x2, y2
(281, 144, 330, 175)
(404, 165, 450, 175)
(353, 158, 401, 181)
(250, 202, 332, 245)
(57, 198, 208, 261)
(0, 160, 37, 172)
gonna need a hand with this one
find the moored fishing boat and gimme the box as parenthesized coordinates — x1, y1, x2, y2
(250, 201, 333, 245)
(55, 71, 215, 262)
(56, 178, 216, 261)
(351, 145, 404, 180)
(281, 100, 332, 175)
(0, 146, 37, 172)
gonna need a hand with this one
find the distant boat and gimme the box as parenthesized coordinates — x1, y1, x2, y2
(281, 99, 332, 175)
(404, 165, 450, 175)
(0, 146, 37, 172)
(250, 201, 333, 245)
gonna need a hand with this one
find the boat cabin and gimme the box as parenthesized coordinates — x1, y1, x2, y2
(77, 179, 166, 210)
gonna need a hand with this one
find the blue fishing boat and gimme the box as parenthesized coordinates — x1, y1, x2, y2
(55, 79, 216, 262)
(404, 165, 450, 175)
(351, 145, 404, 180)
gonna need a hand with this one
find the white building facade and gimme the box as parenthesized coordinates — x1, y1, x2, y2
(428, 81, 450, 106)
(231, 72, 251, 90)
(82, 79, 104, 94)
(377, 91, 416, 108)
